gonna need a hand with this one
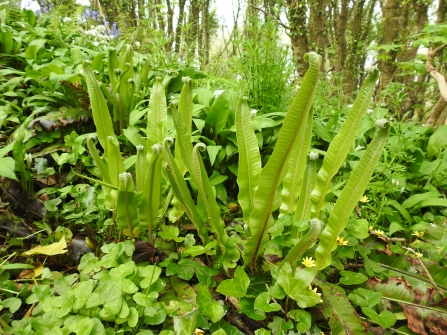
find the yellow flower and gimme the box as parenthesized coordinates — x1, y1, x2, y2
(369, 226, 374, 231)
(359, 196, 370, 203)
(302, 257, 316, 268)
(309, 285, 323, 303)
(337, 236, 349, 246)
(415, 252, 423, 258)
(412, 231, 424, 238)
(373, 229, 385, 237)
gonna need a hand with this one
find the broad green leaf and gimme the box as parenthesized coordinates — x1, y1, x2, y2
(158, 225, 184, 242)
(281, 110, 314, 216)
(147, 77, 167, 149)
(339, 271, 368, 285)
(137, 265, 162, 289)
(235, 97, 261, 224)
(427, 124, 447, 158)
(254, 292, 281, 312)
(81, 63, 115, 153)
(267, 316, 293, 334)
(173, 315, 196, 335)
(239, 298, 266, 320)
(362, 307, 397, 328)
(348, 288, 382, 308)
(2, 297, 21, 313)
(417, 198, 447, 208)
(212, 330, 227, 335)
(310, 69, 379, 217)
(316, 120, 390, 270)
(254, 329, 271, 335)
(139, 145, 163, 234)
(0, 157, 17, 180)
(166, 259, 197, 280)
(244, 53, 321, 270)
(162, 139, 209, 243)
(283, 218, 323, 267)
(277, 263, 321, 308)
(287, 309, 312, 332)
(67, 317, 95, 335)
(107, 136, 125, 187)
(387, 200, 412, 223)
(116, 173, 139, 235)
(216, 266, 250, 298)
(346, 219, 369, 239)
(192, 143, 239, 265)
(196, 283, 225, 322)
(86, 281, 123, 315)
(320, 283, 367, 335)
(401, 191, 440, 208)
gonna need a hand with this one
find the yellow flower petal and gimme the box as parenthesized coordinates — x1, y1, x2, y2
(302, 257, 316, 268)
(359, 196, 370, 203)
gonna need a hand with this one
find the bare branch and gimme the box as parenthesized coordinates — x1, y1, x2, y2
(425, 43, 447, 102)
(248, 4, 291, 30)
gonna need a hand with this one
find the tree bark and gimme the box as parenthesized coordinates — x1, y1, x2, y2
(378, 0, 401, 91)
(166, 0, 174, 51)
(309, 0, 326, 71)
(174, 0, 187, 54)
(335, 0, 349, 72)
(285, 0, 309, 76)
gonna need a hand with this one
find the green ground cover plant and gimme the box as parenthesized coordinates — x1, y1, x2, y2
(0, 3, 446, 335)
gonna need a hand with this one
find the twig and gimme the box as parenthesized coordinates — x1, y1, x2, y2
(401, 246, 442, 294)
(248, 4, 291, 30)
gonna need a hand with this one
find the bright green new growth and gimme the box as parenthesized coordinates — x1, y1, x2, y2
(315, 119, 391, 269)
(282, 218, 323, 267)
(243, 52, 322, 272)
(292, 152, 319, 237)
(147, 77, 167, 150)
(310, 69, 379, 218)
(81, 62, 115, 154)
(235, 97, 261, 224)
(280, 106, 314, 216)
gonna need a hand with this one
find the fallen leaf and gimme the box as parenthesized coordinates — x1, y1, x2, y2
(22, 237, 67, 256)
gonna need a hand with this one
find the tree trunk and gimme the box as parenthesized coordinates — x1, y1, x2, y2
(285, 0, 309, 76)
(187, 0, 200, 62)
(378, 0, 401, 91)
(425, 97, 447, 127)
(202, 0, 210, 64)
(309, 0, 326, 71)
(166, 0, 174, 51)
(335, 0, 348, 72)
(174, 0, 187, 54)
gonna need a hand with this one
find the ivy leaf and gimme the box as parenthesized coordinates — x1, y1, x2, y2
(216, 266, 250, 297)
(267, 316, 293, 334)
(277, 263, 321, 308)
(339, 270, 368, 285)
(0, 157, 17, 180)
(158, 225, 184, 242)
(209, 320, 244, 335)
(166, 259, 198, 280)
(211, 330, 227, 335)
(254, 330, 271, 335)
(254, 292, 281, 312)
(287, 309, 312, 332)
(196, 283, 225, 323)
(239, 298, 266, 320)
(138, 265, 162, 289)
(195, 265, 219, 287)
(173, 315, 196, 335)
(346, 219, 369, 239)
(348, 288, 382, 308)
(362, 307, 397, 328)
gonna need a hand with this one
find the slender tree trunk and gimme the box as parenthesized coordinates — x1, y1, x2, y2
(378, 0, 401, 91)
(335, 0, 348, 72)
(202, 0, 210, 64)
(155, 0, 166, 32)
(285, 0, 309, 76)
(174, 0, 187, 54)
(187, 0, 200, 62)
(166, 0, 174, 51)
(309, 0, 326, 71)
(438, 0, 446, 23)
